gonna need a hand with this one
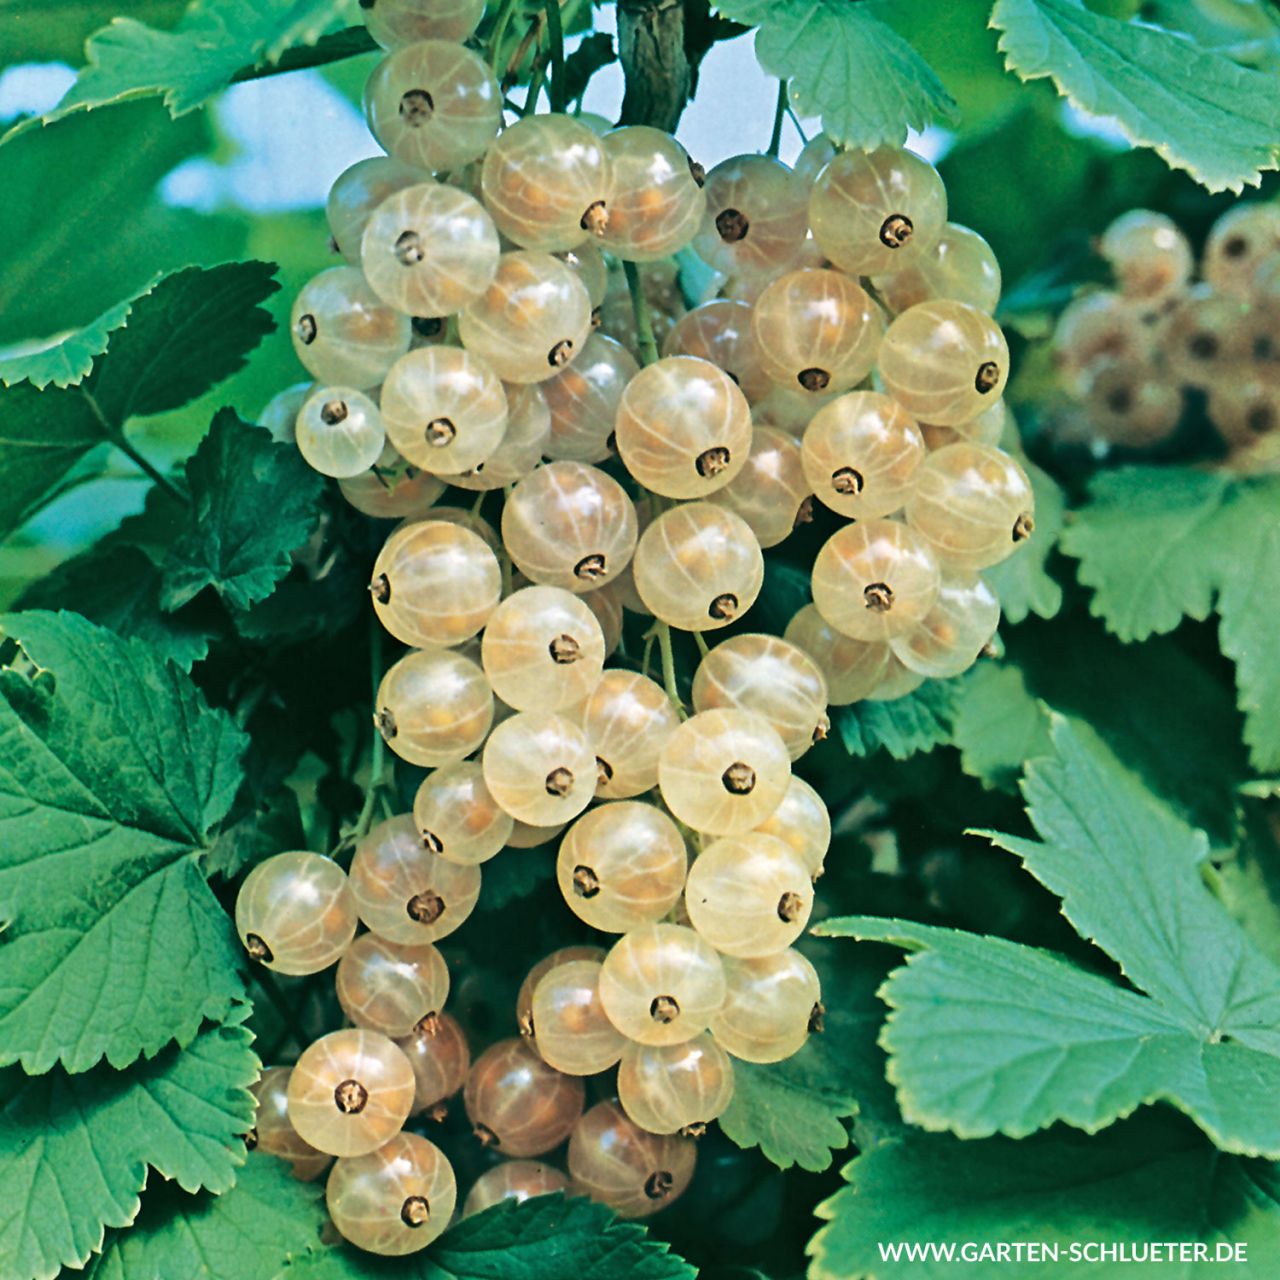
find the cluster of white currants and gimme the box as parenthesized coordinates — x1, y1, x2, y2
(1052, 202, 1280, 460)
(240, 0, 1040, 1256)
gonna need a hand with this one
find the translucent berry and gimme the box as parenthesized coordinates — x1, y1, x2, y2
(259, 382, 312, 445)
(658, 708, 790, 835)
(752, 269, 883, 396)
(542, 333, 639, 463)
(412, 761, 513, 866)
(481, 113, 615, 251)
(801, 391, 925, 520)
(615, 356, 752, 498)
(516, 946, 608, 1036)
(251, 1066, 331, 1181)
(811, 519, 941, 642)
(1083, 358, 1182, 448)
(808, 147, 947, 276)
(783, 602, 892, 706)
(327, 1131, 457, 1255)
(287, 1028, 416, 1157)
(1051, 290, 1151, 398)
(753, 775, 831, 878)
(370, 519, 502, 647)
(327, 156, 424, 263)
(568, 1101, 696, 1218)
(362, 0, 485, 48)
(578, 670, 681, 799)
(1098, 209, 1192, 302)
(904, 443, 1035, 571)
(691, 633, 829, 760)
(235, 851, 357, 976)
(556, 802, 687, 932)
(598, 924, 726, 1046)
(380, 346, 508, 475)
(291, 267, 411, 388)
(463, 1037, 585, 1156)
(502, 461, 638, 592)
(374, 647, 493, 767)
(361, 182, 499, 317)
(482, 585, 606, 713)
(793, 133, 836, 186)
(295, 387, 386, 479)
(463, 1160, 570, 1217)
(338, 445, 447, 519)
(872, 222, 1002, 316)
(396, 1012, 471, 1115)
(559, 241, 610, 308)
(684, 833, 813, 957)
(617, 1033, 735, 1135)
(336, 934, 451, 1038)
(507, 819, 570, 850)
(598, 126, 706, 262)
(349, 814, 482, 944)
(707, 425, 812, 549)
(709, 949, 821, 1063)
(867, 652, 926, 701)
(632, 502, 764, 632)
(890, 572, 1000, 679)
(482, 710, 597, 826)
(364, 40, 501, 173)
(459, 251, 593, 383)
(879, 300, 1009, 427)
(1203, 202, 1280, 298)
(530, 959, 627, 1075)
(921, 398, 1008, 451)
(692, 154, 809, 277)
(581, 576, 626, 657)
(449, 382, 553, 491)
(752, 383, 831, 436)
(1208, 378, 1280, 447)
(1162, 286, 1251, 388)
(662, 299, 771, 402)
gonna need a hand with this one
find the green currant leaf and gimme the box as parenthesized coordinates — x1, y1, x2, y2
(1060, 467, 1280, 770)
(161, 411, 325, 613)
(0, 294, 136, 391)
(0, 610, 247, 1073)
(834, 676, 961, 760)
(719, 945, 898, 1172)
(0, 0, 189, 65)
(0, 101, 245, 348)
(991, 0, 1280, 192)
(286, 1193, 697, 1279)
(81, 1152, 325, 1280)
(18, 544, 214, 670)
(817, 716, 1280, 1156)
(950, 661, 1051, 791)
(0, 1011, 257, 1280)
(0, 261, 278, 540)
(715, 0, 957, 150)
(809, 1111, 1280, 1280)
(53, 0, 360, 119)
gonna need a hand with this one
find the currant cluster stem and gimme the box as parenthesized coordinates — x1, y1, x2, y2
(623, 259, 661, 368)
(767, 79, 787, 158)
(353, 621, 387, 842)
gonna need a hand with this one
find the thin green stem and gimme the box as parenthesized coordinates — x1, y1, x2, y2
(80, 388, 189, 504)
(786, 104, 809, 145)
(521, 56, 549, 115)
(693, 630, 710, 659)
(767, 79, 787, 157)
(353, 623, 387, 842)
(641, 631, 657, 680)
(623, 260, 660, 367)
(543, 0, 566, 113)
(487, 0, 522, 69)
(655, 622, 685, 715)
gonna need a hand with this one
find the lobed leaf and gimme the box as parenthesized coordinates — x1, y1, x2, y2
(0, 611, 247, 1073)
(285, 1193, 697, 1279)
(1061, 467, 1280, 769)
(818, 717, 1280, 1155)
(983, 453, 1065, 624)
(835, 676, 960, 759)
(82, 1153, 326, 1280)
(991, 0, 1280, 192)
(809, 1111, 1280, 1279)
(716, 0, 957, 150)
(56, 0, 359, 118)
(0, 1013, 258, 1280)
(162, 411, 326, 613)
